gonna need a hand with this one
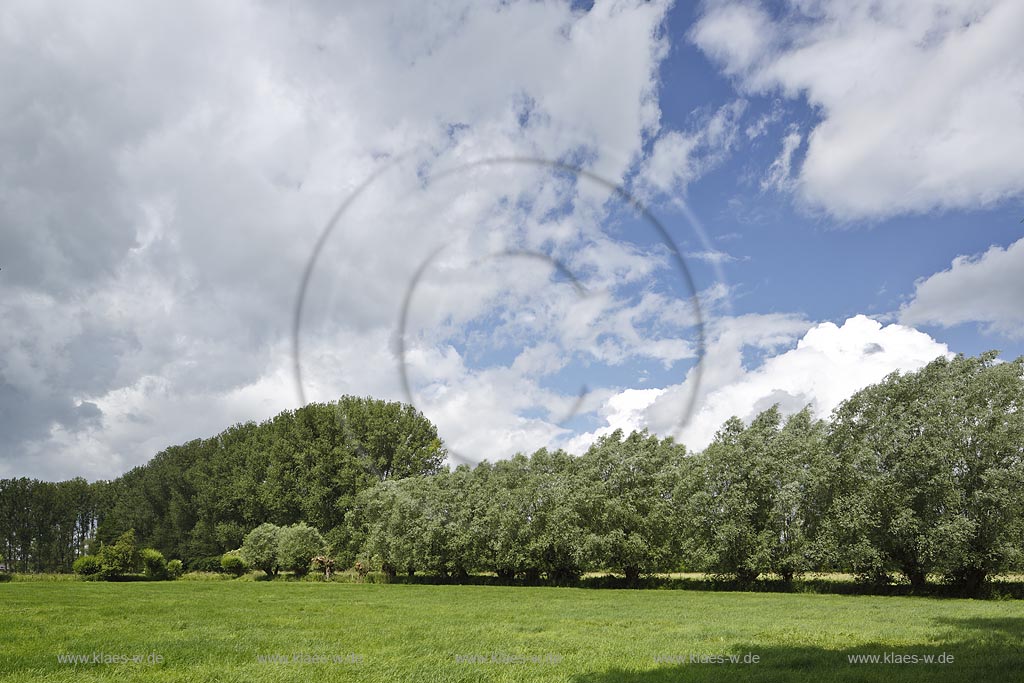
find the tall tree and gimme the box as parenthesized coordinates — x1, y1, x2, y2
(579, 430, 687, 583)
(822, 353, 1024, 591)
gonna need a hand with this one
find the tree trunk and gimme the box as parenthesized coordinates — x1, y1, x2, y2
(958, 569, 988, 596)
(905, 567, 927, 590)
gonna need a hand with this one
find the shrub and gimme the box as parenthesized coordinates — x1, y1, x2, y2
(167, 559, 184, 579)
(240, 523, 282, 577)
(278, 523, 326, 576)
(220, 553, 248, 577)
(140, 548, 169, 580)
(98, 530, 138, 579)
(186, 556, 225, 573)
(73, 555, 102, 576)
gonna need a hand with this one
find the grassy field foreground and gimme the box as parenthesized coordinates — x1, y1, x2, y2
(2, 582, 1022, 682)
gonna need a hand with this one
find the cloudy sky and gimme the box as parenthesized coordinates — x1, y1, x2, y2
(2, 0, 1022, 480)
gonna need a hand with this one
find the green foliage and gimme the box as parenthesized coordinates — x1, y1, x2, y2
(97, 530, 138, 579)
(140, 548, 169, 580)
(187, 556, 226, 573)
(166, 559, 184, 579)
(240, 523, 281, 576)
(277, 523, 326, 575)
(72, 555, 102, 576)
(0, 477, 100, 573)
(821, 353, 1024, 592)
(0, 396, 446, 571)
(680, 407, 825, 582)
(220, 553, 247, 577)
(3, 353, 1022, 595)
(579, 430, 688, 582)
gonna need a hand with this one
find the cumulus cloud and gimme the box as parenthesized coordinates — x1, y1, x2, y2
(900, 237, 1024, 338)
(571, 315, 952, 453)
(0, 0, 680, 480)
(692, 0, 1024, 218)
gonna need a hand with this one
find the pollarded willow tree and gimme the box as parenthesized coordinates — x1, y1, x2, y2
(578, 429, 688, 583)
(679, 406, 825, 582)
(820, 352, 1024, 591)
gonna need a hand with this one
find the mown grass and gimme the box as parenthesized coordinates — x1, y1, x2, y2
(1, 581, 1022, 682)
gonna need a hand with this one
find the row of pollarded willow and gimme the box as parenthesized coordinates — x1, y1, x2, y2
(336, 353, 1023, 593)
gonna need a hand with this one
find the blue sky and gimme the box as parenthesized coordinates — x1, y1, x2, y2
(1, 0, 1022, 479)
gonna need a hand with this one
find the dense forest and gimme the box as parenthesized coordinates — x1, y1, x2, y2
(2, 353, 1022, 593)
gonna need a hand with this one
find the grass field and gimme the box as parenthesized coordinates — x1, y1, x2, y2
(2, 581, 1022, 682)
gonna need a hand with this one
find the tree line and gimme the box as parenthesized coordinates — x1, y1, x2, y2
(2, 353, 1022, 593)
(0, 396, 445, 572)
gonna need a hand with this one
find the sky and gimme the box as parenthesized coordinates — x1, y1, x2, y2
(1, 0, 1022, 480)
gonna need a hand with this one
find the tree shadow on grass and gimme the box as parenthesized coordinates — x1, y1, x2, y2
(570, 617, 1024, 683)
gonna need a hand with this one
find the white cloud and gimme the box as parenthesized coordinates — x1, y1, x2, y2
(761, 125, 802, 191)
(572, 315, 952, 453)
(692, 0, 1024, 218)
(900, 237, 1024, 338)
(562, 387, 665, 454)
(0, 0, 678, 479)
(686, 250, 741, 264)
(639, 99, 747, 196)
(688, 2, 778, 77)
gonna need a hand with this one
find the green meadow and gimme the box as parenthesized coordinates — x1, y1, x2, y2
(3, 581, 1021, 682)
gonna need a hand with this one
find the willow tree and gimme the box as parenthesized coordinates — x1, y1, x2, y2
(823, 352, 1024, 592)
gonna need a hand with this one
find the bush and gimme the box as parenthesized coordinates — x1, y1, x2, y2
(186, 556, 225, 573)
(278, 523, 326, 576)
(240, 523, 282, 577)
(98, 530, 138, 579)
(140, 548, 168, 580)
(167, 559, 184, 579)
(220, 553, 248, 577)
(73, 555, 102, 576)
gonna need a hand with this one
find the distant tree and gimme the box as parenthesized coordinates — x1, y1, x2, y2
(220, 553, 248, 577)
(98, 530, 139, 579)
(469, 456, 535, 580)
(140, 548, 169, 580)
(681, 407, 823, 582)
(770, 409, 828, 582)
(579, 430, 687, 583)
(240, 523, 282, 577)
(72, 555, 102, 576)
(277, 523, 326, 576)
(167, 559, 184, 579)
(521, 448, 595, 583)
